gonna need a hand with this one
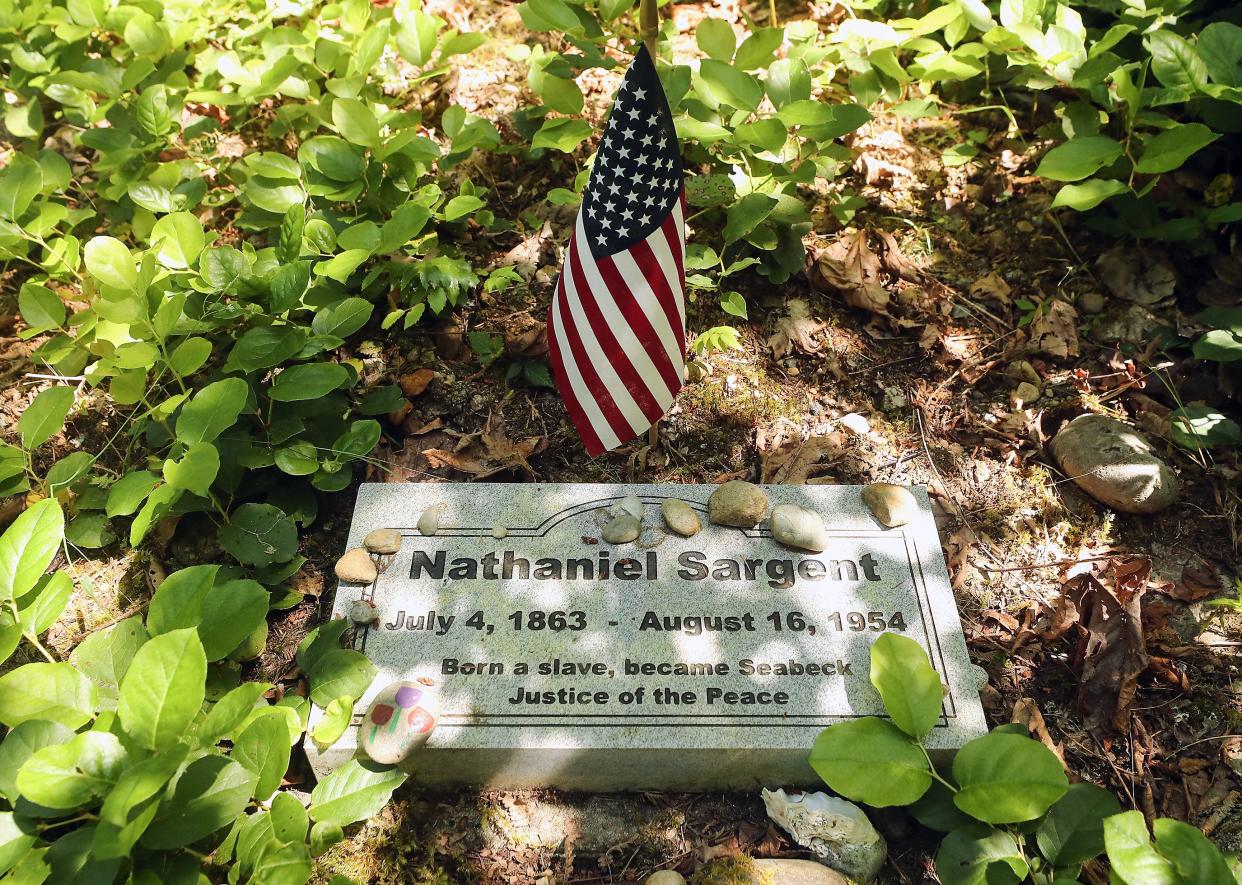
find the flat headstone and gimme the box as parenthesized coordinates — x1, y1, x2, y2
(305, 483, 986, 790)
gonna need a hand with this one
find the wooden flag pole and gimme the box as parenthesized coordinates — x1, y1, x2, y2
(639, 0, 659, 56)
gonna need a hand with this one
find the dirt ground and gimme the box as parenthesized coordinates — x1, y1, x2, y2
(3, 0, 1241, 882)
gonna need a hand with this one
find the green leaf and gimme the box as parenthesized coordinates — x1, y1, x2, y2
(297, 621, 377, 706)
(271, 792, 309, 844)
(225, 326, 308, 374)
(1194, 329, 1242, 362)
(162, 442, 220, 497)
(696, 20, 736, 61)
(309, 759, 407, 827)
(0, 499, 63, 603)
(395, 10, 442, 65)
(935, 824, 1028, 885)
(808, 718, 932, 806)
(198, 683, 273, 746)
(0, 719, 73, 800)
(314, 248, 371, 284)
(234, 710, 292, 800)
(268, 363, 351, 401)
(201, 246, 249, 291)
(720, 291, 747, 319)
(1170, 404, 1242, 449)
(19, 386, 74, 449)
(129, 483, 182, 547)
(332, 98, 381, 148)
(734, 28, 784, 70)
(18, 283, 66, 334)
(169, 337, 212, 376)
(531, 117, 593, 153)
(21, 571, 72, 634)
(1051, 179, 1130, 211)
(141, 755, 257, 850)
(869, 632, 944, 739)
(1104, 811, 1179, 885)
(117, 627, 207, 750)
(1148, 31, 1208, 90)
(148, 565, 270, 661)
(176, 378, 249, 445)
(517, 0, 580, 33)
(1135, 123, 1220, 174)
(150, 212, 205, 270)
(94, 745, 189, 859)
(69, 617, 147, 711)
(698, 60, 764, 111)
(16, 731, 127, 809)
(1035, 137, 1125, 182)
(219, 503, 298, 567)
(84, 236, 137, 290)
(0, 663, 97, 729)
(1152, 817, 1235, 884)
(724, 193, 777, 243)
(1036, 783, 1121, 867)
(312, 297, 373, 338)
(1199, 22, 1242, 87)
(332, 419, 382, 461)
(0, 154, 42, 221)
(0, 811, 36, 873)
(311, 696, 356, 751)
(443, 194, 485, 221)
(105, 470, 159, 518)
(299, 137, 364, 183)
(952, 732, 1068, 823)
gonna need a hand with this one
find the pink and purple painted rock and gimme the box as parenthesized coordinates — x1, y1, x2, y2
(359, 680, 439, 766)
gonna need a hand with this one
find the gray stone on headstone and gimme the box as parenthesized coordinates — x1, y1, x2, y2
(306, 483, 986, 790)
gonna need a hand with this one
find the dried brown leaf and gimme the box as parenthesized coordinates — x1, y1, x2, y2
(766, 299, 828, 359)
(808, 230, 891, 315)
(1029, 299, 1080, 358)
(1064, 573, 1149, 735)
(505, 323, 549, 360)
(399, 368, 435, 397)
(423, 412, 547, 479)
(759, 433, 845, 484)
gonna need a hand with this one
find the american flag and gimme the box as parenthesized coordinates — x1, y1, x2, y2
(547, 45, 686, 457)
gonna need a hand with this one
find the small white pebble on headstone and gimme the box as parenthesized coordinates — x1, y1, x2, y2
(334, 548, 377, 584)
(861, 483, 919, 528)
(363, 528, 402, 554)
(770, 504, 827, 553)
(418, 503, 446, 536)
(614, 495, 644, 520)
(602, 513, 640, 544)
(660, 499, 701, 537)
(492, 525, 508, 539)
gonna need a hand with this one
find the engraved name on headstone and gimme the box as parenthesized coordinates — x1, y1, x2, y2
(306, 483, 986, 790)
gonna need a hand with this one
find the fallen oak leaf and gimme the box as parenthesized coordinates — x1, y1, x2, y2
(423, 412, 547, 480)
(766, 298, 828, 358)
(807, 229, 891, 315)
(1064, 572, 1148, 735)
(399, 368, 435, 396)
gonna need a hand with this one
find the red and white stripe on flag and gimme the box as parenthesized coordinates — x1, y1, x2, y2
(547, 194, 686, 456)
(546, 44, 687, 456)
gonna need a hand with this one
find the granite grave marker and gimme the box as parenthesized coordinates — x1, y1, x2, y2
(306, 482, 986, 790)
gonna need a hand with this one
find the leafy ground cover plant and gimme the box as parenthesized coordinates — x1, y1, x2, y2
(0, 499, 402, 883)
(809, 633, 1240, 884)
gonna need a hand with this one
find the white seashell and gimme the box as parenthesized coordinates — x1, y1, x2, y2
(761, 788, 887, 881)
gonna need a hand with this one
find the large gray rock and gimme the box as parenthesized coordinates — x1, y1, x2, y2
(1050, 414, 1179, 514)
(762, 789, 886, 881)
(708, 481, 768, 527)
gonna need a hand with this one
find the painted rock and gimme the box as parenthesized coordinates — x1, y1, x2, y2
(360, 681, 439, 767)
